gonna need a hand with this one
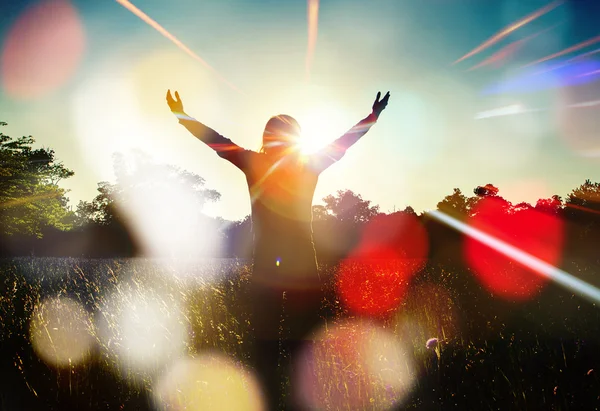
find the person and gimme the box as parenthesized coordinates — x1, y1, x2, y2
(166, 89, 390, 409)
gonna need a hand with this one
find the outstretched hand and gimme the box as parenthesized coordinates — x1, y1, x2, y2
(372, 91, 390, 118)
(166, 89, 184, 114)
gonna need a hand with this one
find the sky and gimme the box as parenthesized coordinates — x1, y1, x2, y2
(1, 0, 600, 221)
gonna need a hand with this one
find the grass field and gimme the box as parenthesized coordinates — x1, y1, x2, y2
(0, 257, 598, 410)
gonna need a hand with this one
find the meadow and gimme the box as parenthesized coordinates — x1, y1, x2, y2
(0, 257, 598, 410)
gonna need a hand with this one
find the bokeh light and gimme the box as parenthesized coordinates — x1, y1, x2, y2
(29, 297, 95, 367)
(294, 320, 416, 411)
(336, 212, 428, 317)
(484, 59, 600, 96)
(556, 76, 600, 157)
(152, 353, 265, 411)
(96, 281, 189, 378)
(464, 196, 564, 300)
(1, 0, 85, 100)
(112, 150, 225, 267)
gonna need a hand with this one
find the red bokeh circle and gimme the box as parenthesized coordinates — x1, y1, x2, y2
(464, 197, 564, 300)
(1, 0, 86, 100)
(336, 213, 429, 317)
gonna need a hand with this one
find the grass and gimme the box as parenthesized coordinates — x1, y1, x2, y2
(0, 257, 598, 410)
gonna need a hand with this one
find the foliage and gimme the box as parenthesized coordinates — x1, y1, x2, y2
(75, 150, 221, 227)
(321, 189, 380, 224)
(436, 188, 470, 218)
(0, 122, 75, 237)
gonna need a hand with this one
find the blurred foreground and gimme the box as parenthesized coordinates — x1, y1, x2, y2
(0, 257, 598, 410)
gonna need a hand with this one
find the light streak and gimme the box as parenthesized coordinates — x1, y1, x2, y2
(306, 0, 319, 82)
(522, 35, 600, 68)
(454, 0, 563, 64)
(0, 192, 62, 210)
(115, 0, 244, 95)
(427, 210, 600, 304)
(468, 23, 561, 71)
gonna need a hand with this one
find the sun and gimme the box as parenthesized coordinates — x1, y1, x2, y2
(297, 132, 325, 155)
(295, 105, 351, 155)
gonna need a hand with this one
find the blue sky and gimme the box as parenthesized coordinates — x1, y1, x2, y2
(1, 0, 599, 221)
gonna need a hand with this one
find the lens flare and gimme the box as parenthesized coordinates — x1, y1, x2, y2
(306, 0, 320, 82)
(115, 0, 243, 94)
(483, 59, 600, 95)
(556, 80, 600, 156)
(96, 281, 189, 379)
(336, 212, 428, 317)
(454, 0, 563, 64)
(428, 210, 600, 304)
(468, 39, 525, 71)
(522, 35, 600, 69)
(294, 320, 416, 411)
(1, 0, 85, 99)
(29, 297, 95, 367)
(468, 24, 561, 71)
(464, 197, 564, 300)
(109, 150, 225, 270)
(153, 353, 265, 411)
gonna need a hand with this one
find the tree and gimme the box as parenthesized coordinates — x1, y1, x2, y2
(565, 180, 600, 213)
(470, 183, 511, 217)
(436, 188, 469, 218)
(0, 121, 75, 237)
(512, 201, 534, 213)
(402, 205, 417, 216)
(224, 215, 253, 258)
(321, 189, 380, 224)
(564, 180, 600, 241)
(311, 205, 332, 221)
(77, 151, 220, 226)
(535, 195, 562, 215)
(73, 182, 120, 227)
(76, 150, 223, 258)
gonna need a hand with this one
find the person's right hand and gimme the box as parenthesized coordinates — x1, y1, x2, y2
(372, 91, 390, 118)
(166, 89, 184, 114)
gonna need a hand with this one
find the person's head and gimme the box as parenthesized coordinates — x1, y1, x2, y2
(260, 115, 301, 156)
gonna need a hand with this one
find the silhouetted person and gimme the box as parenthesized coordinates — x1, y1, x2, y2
(167, 89, 390, 409)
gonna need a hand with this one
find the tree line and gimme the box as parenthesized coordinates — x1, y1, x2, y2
(1, 121, 599, 267)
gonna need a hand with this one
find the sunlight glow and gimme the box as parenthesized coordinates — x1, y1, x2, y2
(296, 105, 350, 155)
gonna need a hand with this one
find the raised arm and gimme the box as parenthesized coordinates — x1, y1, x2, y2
(166, 90, 252, 170)
(310, 91, 390, 173)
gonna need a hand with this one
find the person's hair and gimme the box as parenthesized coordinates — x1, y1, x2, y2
(260, 115, 301, 154)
